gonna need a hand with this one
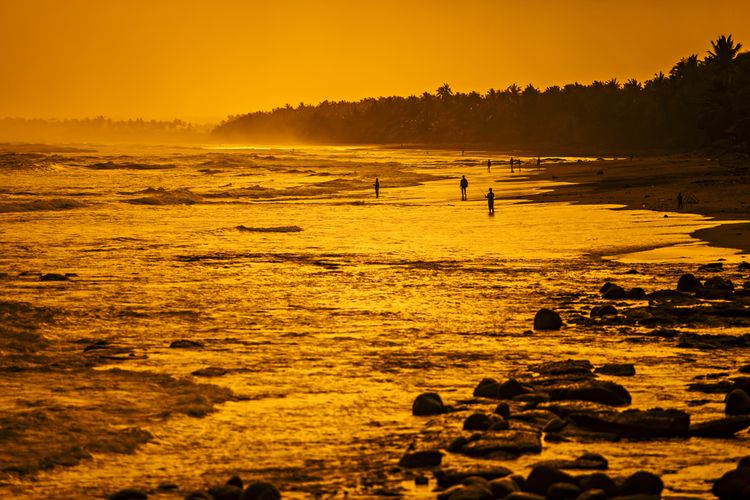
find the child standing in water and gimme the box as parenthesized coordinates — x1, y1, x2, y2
(485, 187, 495, 214)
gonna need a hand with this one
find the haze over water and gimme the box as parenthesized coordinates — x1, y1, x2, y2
(1, 146, 747, 498)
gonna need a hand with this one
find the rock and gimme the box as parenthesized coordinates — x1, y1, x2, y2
(40, 273, 69, 281)
(599, 282, 617, 294)
(602, 285, 626, 300)
(699, 262, 724, 272)
(569, 409, 690, 438)
(192, 367, 228, 377)
(528, 359, 593, 376)
(240, 482, 281, 500)
(704, 276, 734, 291)
(169, 339, 204, 348)
(434, 464, 513, 488)
(739, 262, 750, 271)
(626, 287, 646, 299)
(415, 475, 429, 485)
(534, 309, 563, 330)
(546, 482, 582, 500)
(398, 449, 443, 468)
(524, 465, 576, 495)
(412, 392, 445, 416)
(489, 477, 520, 498)
(690, 416, 750, 437)
(494, 402, 511, 417)
(625, 269, 639, 274)
(726, 389, 750, 415)
(108, 490, 148, 500)
(594, 364, 635, 377)
(504, 493, 545, 500)
(208, 485, 242, 500)
(620, 471, 663, 496)
(532, 453, 607, 471)
(575, 489, 607, 500)
(545, 380, 631, 406)
(543, 417, 567, 433)
(677, 332, 749, 349)
(463, 412, 508, 431)
(474, 378, 528, 400)
(458, 430, 542, 458)
(577, 472, 618, 496)
(713, 467, 750, 499)
(590, 305, 617, 318)
(184, 492, 213, 500)
(739, 364, 750, 374)
(444, 485, 493, 500)
(677, 273, 702, 292)
(227, 476, 243, 489)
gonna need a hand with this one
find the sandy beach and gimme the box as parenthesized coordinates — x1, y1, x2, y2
(519, 155, 750, 256)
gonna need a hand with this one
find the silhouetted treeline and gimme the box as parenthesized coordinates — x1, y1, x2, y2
(213, 36, 750, 153)
(0, 116, 210, 144)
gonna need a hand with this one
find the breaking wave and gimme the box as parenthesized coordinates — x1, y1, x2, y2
(125, 188, 202, 205)
(87, 161, 176, 170)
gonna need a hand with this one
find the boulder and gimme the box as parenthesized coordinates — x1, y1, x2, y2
(412, 392, 445, 416)
(677, 273, 702, 292)
(620, 471, 663, 496)
(626, 287, 646, 299)
(443, 485, 493, 500)
(577, 473, 618, 496)
(590, 305, 617, 318)
(699, 262, 724, 271)
(713, 467, 750, 499)
(594, 364, 636, 377)
(489, 477, 520, 498)
(543, 417, 567, 433)
(399, 449, 443, 468)
(690, 416, 750, 437)
(739, 262, 750, 271)
(545, 380, 631, 406)
(458, 430, 542, 458)
(494, 402, 511, 417)
(532, 453, 607, 471)
(524, 465, 576, 495)
(240, 482, 280, 500)
(546, 482, 581, 500)
(434, 464, 513, 488)
(575, 489, 607, 500)
(504, 493, 545, 500)
(474, 378, 528, 400)
(208, 485, 242, 500)
(726, 389, 750, 415)
(227, 476, 244, 489)
(463, 412, 508, 431)
(534, 309, 563, 330)
(704, 276, 734, 291)
(528, 359, 593, 376)
(602, 285, 626, 299)
(192, 367, 228, 377)
(108, 490, 148, 500)
(568, 409, 690, 438)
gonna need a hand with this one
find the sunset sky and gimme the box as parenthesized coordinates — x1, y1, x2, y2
(2, 0, 749, 123)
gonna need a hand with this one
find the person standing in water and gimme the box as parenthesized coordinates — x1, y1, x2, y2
(677, 191, 683, 209)
(485, 187, 495, 214)
(460, 175, 469, 201)
(374, 177, 380, 198)
(510, 157, 514, 173)
(487, 159, 491, 172)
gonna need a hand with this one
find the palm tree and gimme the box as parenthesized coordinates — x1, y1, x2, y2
(436, 83, 453, 99)
(706, 35, 742, 64)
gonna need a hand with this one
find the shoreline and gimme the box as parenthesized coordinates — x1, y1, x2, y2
(507, 155, 750, 256)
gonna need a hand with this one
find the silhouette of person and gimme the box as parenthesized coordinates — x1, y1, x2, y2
(487, 159, 491, 172)
(460, 175, 468, 200)
(537, 156, 541, 168)
(677, 191, 683, 209)
(510, 157, 514, 173)
(517, 159, 522, 171)
(374, 177, 380, 198)
(485, 187, 495, 214)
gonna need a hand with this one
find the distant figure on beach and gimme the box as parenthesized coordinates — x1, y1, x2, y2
(517, 159, 522, 171)
(487, 159, 491, 172)
(677, 191, 683, 209)
(537, 157, 541, 168)
(374, 177, 380, 198)
(485, 187, 495, 214)
(460, 175, 468, 200)
(510, 157, 514, 173)
(629, 152, 634, 161)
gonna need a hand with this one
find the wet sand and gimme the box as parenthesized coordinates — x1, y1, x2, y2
(516, 155, 750, 256)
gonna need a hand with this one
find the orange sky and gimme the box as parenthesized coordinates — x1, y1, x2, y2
(1, 0, 749, 123)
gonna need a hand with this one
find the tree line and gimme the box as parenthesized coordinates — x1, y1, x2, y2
(212, 36, 750, 154)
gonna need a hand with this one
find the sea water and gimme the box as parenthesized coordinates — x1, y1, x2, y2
(0, 145, 747, 498)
